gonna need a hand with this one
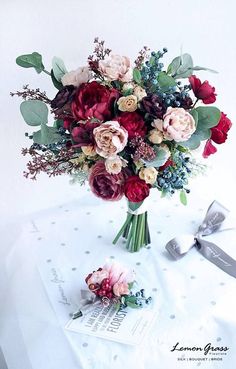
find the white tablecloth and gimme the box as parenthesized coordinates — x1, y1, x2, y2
(1, 189, 236, 369)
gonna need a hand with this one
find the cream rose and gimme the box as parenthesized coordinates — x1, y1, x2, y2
(133, 86, 147, 101)
(105, 156, 123, 174)
(148, 129, 164, 144)
(61, 66, 91, 87)
(154, 108, 196, 142)
(81, 145, 97, 156)
(93, 121, 128, 158)
(99, 54, 133, 82)
(117, 95, 138, 112)
(139, 167, 158, 185)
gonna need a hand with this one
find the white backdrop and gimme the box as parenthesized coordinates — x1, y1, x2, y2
(1, 1, 236, 369)
(1, 0, 236, 230)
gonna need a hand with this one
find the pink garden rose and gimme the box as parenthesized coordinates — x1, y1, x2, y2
(154, 107, 196, 142)
(93, 121, 128, 158)
(89, 161, 127, 201)
(86, 270, 109, 286)
(99, 55, 133, 82)
(103, 262, 135, 285)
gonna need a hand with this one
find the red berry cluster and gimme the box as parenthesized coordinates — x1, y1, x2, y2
(85, 271, 114, 300)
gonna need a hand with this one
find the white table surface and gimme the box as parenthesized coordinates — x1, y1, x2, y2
(1, 187, 236, 369)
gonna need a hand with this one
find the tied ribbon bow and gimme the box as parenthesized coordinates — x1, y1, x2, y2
(166, 201, 236, 278)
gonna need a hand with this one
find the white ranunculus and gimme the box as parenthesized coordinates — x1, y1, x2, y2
(61, 66, 91, 87)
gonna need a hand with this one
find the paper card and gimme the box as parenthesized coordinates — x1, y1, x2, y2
(37, 261, 157, 346)
(65, 303, 156, 346)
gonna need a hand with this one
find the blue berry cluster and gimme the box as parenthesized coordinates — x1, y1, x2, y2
(30, 138, 68, 152)
(157, 152, 191, 194)
(120, 289, 152, 309)
(140, 48, 167, 88)
(157, 85, 192, 108)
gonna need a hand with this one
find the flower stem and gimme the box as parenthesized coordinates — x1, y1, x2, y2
(113, 209, 151, 252)
(43, 69, 51, 76)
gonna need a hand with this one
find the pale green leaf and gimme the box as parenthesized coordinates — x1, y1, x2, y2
(52, 56, 67, 82)
(16, 52, 44, 73)
(180, 190, 187, 206)
(20, 100, 48, 126)
(33, 125, 61, 145)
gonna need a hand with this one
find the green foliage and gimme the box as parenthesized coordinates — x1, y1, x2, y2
(20, 100, 48, 126)
(51, 69, 63, 90)
(124, 295, 140, 309)
(167, 53, 193, 78)
(195, 106, 221, 129)
(179, 106, 220, 149)
(133, 68, 142, 84)
(157, 71, 176, 92)
(180, 190, 187, 206)
(143, 146, 170, 167)
(16, 52, 44, 74)
(33, 125, 62, 145)
(53, 119, 64, 129)
(52, 56, 67, 82)
(167, 53, 218, 79)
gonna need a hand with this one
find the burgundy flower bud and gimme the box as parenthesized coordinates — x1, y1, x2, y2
(51, 85, 76, 109)
(140, 94, 166, 119)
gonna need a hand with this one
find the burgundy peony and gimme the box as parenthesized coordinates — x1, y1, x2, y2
(89, 161, 126, 201)
(203, 112, 232, 158)
(189, 75, 216, 104)
(71, 81, 119, 121)
(71, 122, 100, 146)
(115, 112, 147, 139)
(124, 176, 150, 203)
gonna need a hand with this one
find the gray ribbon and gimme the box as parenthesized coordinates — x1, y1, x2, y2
(72, 289, 108, 319)
(166, 201, 236, 278)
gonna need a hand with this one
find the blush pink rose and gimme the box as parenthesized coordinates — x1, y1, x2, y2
(93, 121, 128, 158)
(113, 282, 129, 297)
(99, 55, 133, 82)
(155, 107, 196, 142)
(103, 262, 135, 285)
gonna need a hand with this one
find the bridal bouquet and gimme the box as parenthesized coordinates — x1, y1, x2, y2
(13, 38, 232, 252)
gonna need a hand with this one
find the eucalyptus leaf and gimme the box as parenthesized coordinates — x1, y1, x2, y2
(51, 69, 63, 90)
(16, 52, 44, 73)
(196, 106, 221, 129)
(191, 66, 218, 74)
(20, 100, 48, 126)
(33, 125, 61, 145)
(168, 53, 194, 79)
(143, 147, 170, 168)
(190, 109, 198, 127)
(126, 301, 140, 309)
(133, 68, 142, 84)
(178, 128, 211, 149)
(52, 56, 67, 82)
(180, 190, 187, 206)
(178, 134, 201, 150)
(53, 119, 64, 129)
(157, 72, 176, 92)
